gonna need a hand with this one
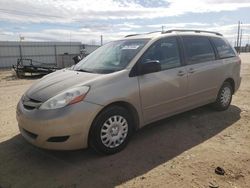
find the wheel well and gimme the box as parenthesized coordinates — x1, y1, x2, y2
(87, 101, 140, 147)
(89, 101, 140, 133)
(224, 78, 235, 94)
(103, 101, 140, 131)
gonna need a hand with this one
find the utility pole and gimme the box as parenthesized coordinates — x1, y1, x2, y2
(236, 21, 241, 53)
(239, 29, 243, 54)
(100, 35, 103, 46)
(161, 26, 165, 33)
(19, 34, 24, 60)
(248, 36, 250, 52)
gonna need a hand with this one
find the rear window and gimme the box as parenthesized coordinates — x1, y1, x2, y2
(211, 37, 236, 59)
(182, 36, 215, 64)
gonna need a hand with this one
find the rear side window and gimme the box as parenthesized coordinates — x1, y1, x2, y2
(182, 36, 215, 64)
(211, 37, 236, 59)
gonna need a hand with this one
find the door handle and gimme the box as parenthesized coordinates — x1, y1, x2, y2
(188, 68, 196, 73)
(177, 70, 186, 76)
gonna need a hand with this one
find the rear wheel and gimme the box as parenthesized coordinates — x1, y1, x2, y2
(213, 82, 233, 111)
(89, 106, 133, 155)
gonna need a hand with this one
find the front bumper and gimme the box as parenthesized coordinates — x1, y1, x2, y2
(16, 100, 102, 150)
(235, 76, 242, 93)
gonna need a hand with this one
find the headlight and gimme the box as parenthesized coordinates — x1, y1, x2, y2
(39, 86, 90, 110)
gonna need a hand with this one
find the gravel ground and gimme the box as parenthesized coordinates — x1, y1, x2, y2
(0, 53, 250, 188)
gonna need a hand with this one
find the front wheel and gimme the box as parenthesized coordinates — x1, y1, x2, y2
(89, 106, 134, 155)
(213, 82, 233, 111)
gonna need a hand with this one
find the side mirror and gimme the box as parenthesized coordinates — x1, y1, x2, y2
(138, 60, 161, 75)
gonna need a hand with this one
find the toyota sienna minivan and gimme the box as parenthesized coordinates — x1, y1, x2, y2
(17, 30, 241, 154)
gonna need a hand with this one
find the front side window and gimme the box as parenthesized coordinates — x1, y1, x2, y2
(211, 37, 236, 59)
(140, 37, 181, 70)
(74, 39, 149, 74)
(182, 36, 215, 64)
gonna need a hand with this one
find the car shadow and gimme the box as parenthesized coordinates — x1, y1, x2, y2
(0, 105, 241, 188)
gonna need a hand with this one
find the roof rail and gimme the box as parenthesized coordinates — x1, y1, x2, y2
(164, 29, 223, 36)
(124, 34, 140, 38)
(147, 31, 162, 34)
(125, 31, 162, 38)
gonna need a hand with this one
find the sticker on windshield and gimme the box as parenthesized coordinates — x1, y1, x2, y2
(122, 45, 140, 50)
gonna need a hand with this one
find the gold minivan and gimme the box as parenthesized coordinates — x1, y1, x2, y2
(17, 30, 241, 154)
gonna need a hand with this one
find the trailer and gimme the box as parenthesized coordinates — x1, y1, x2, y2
(12, 58, 59, 78)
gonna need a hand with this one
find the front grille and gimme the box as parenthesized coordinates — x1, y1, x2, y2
(22, 128, 38, 139)
(22, 95, 42, 110)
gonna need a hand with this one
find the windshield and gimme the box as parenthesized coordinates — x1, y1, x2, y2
(74, 39, 149, 74)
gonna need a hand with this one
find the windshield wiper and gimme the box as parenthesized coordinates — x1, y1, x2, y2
(76, 68, 117, 74)
(76, 69, 94, 73)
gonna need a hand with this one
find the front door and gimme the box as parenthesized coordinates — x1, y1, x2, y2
(138, 37, 188, 124)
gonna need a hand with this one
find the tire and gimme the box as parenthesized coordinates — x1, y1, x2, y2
(89, 106, 134, 155)
(213, 82, 233, 111)
(16, 70, 24, 78)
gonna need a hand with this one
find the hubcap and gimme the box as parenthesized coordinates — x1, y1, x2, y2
(220, 87, 231, 106)
(100, 115, 128, 148)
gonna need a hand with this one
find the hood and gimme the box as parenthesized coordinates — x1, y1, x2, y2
(25, 69, 103, 102)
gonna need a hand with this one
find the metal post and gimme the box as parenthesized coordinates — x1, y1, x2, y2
(248, 36, 250, 52)
(19, 44, 23, 60)
(54, 45, 58, 66)
(239, 29, 243, 54)
(100, 35, 103, 46)
(236, 21, 241, 52)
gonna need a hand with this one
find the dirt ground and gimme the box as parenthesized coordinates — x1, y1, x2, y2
(0, 54, 249, 188)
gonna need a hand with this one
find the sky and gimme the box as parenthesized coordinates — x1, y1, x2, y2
(0, 0, 250, 45)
